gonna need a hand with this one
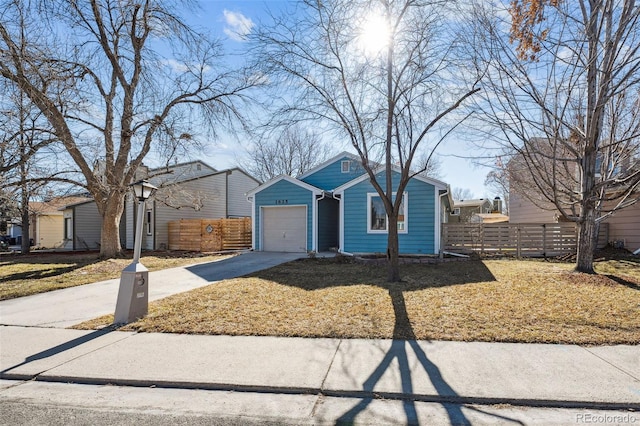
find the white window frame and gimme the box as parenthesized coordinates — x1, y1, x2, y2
(452, 207, 460, 215)
(145, 209, 153, 236)
(64, 217, 72, 240)
(341, 160, 350, 173)
(367, 192, 408, 234)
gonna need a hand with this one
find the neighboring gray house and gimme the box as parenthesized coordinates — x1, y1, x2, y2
(61, 198, 123, 251)
(128, 162, 260, 251)
(63, 160, 260, 252)
(446, 198, 495, 223)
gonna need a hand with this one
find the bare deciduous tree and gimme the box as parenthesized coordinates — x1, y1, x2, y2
(1, 81, 69, 253)
(470, 0, 640, 273)
(254, 0, 480, 281)
(239, 125, 334, 182)
(451, 187, 475, 201)
(484, 166, 509, 215)
(0, 0, 258, 258)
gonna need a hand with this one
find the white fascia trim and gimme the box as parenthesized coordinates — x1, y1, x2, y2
(333, 165, 449, 193)
(249, 195, 256, 250)
(246, 174, 323, 197)
(338, 193, 345, 253)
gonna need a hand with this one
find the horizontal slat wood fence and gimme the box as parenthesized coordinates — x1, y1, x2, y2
(442, 223, 609, 257)
(168, 218, 251, 252)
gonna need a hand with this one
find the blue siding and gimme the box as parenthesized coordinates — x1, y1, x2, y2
(342, 172, 436, 254)
(254, 180, 315, 251)
(301, 156, 365, 191)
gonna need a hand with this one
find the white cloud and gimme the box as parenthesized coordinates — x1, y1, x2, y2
(223, 10, 254, 42)
(163, 58, 189, 73)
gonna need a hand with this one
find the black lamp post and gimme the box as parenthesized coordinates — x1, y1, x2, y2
(114, 179, 157, 324)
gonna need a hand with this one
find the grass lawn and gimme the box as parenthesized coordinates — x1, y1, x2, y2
(74, 255, 640, 345)
(0, 251, 234, 300)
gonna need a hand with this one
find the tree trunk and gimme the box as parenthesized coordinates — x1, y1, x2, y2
(575, 205, 597, 274)
(387, 213, 401, 282)
(20, 202, 30, 254)
(20, 178, 30, 254)
(99, 193, 125, 259)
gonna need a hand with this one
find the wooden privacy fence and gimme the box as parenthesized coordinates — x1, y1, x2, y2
(442, 223, 609, 257)
(168, 218, 251, 252)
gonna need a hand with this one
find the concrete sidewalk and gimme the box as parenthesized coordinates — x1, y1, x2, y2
(0, 251, 305, 328)
(1, 325, 639, 413)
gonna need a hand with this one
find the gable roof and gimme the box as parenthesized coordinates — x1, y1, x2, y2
(471, 213, 510, 223)
(296, 151, 361, 180)
(454, 199, 493, 208)
(30, 196, 93, 215)
(149, 159, 217, 174)
(147, 160, 218, 186)
(333, 165, 448, 194)
(246, 174, 324, 197)
(155, 167, 260, 187)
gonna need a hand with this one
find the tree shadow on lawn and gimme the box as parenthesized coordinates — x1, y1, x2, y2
(249, 257, 497, 292)
(250, 259, 522, 425)
(605, 274, 640, 291)
(0, 253, 105, 284)
(0, 264, 86, 283)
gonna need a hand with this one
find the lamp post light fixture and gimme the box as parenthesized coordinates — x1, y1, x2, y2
(114, 179, 157, 324)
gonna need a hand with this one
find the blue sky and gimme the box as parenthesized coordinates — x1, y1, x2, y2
(182, 1, 494, 199)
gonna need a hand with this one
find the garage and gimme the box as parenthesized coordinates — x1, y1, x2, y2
(262, 206, 307, 252)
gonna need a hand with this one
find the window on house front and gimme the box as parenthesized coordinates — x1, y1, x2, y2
(595, 153, 622, 178)
(341, 160, 350, 173)
(64, 218, 72, 239)
(367, 193, 407, 233)
(452, 208, 460, 215)
(145, 210, 153, 235)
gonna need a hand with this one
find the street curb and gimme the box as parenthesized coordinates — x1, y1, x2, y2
(3, 374, 638, 412)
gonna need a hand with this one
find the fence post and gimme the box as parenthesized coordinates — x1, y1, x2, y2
(516, 226, 521, 259)
(542, 223, 546, 258)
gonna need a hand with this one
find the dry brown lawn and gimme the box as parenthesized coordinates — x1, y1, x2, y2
(0, 251, 234, 300)
(75, 256, 640, 345)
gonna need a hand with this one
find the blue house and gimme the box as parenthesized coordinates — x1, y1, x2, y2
(246, 152, 451, 255)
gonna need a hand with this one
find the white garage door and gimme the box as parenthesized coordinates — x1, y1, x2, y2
(262, 206, 307, 252)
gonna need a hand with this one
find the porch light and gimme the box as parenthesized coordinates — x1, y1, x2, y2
(131, 179, 157, 201)
(114, 178, 157, 324)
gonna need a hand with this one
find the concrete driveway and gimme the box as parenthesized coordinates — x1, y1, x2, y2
(0, 252, 306, 329)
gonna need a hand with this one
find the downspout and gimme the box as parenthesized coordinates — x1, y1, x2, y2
(246, 194, 255, 251)
(438, 189, 450, 257)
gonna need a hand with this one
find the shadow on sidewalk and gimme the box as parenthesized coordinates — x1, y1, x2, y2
(335, 287, 524, 425)
(1, 326, 118, 377)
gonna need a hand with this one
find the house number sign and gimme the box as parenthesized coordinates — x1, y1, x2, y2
(276, 199, 289, 205)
